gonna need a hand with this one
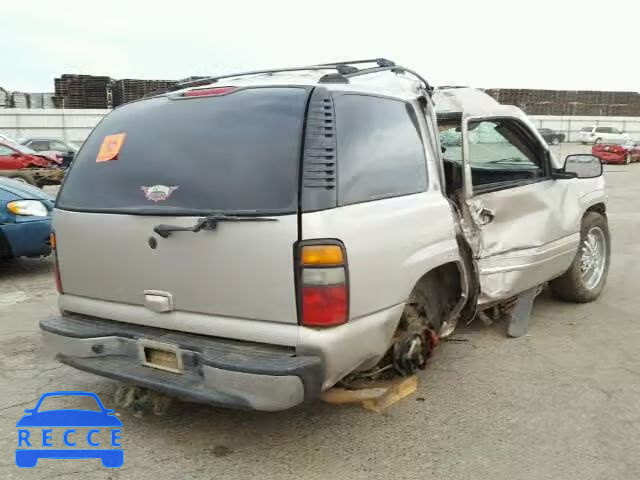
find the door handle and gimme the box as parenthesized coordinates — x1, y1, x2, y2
(479, 208, 495, 225)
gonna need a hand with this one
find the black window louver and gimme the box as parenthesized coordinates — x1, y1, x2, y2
(300, 88, 338, 212)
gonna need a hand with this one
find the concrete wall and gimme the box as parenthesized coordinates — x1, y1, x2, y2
(0, 108, 109, 143)
(2, 109, 640, 144)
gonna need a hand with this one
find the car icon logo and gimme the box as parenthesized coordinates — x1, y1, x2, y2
(15, 391, 123, 468)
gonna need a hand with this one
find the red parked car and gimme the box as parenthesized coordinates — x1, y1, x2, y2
(0, 140, 64, 186)
(592, 142, 640, 165)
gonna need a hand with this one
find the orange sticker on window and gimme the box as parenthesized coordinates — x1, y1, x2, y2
(96, 133, 126, 162)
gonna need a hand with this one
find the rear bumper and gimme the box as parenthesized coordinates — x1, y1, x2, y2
(40, 314, 323, 411)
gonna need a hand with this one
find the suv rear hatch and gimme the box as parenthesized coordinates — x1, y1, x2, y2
(55, 87, 309, 331)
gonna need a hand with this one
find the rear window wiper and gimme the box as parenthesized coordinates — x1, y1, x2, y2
(154, 214, 278, 238)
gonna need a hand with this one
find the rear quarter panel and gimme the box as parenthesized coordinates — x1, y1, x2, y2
(301, 191, 462, 319)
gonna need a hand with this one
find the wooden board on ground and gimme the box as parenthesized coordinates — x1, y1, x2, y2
(321, 375, 418, 412)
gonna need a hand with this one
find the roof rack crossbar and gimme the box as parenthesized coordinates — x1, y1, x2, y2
(332, 65, 433, 93)
(314, 58, 395, 67)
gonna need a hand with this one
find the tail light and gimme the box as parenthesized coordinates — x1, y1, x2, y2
(297, 242, 348, 327)
(183, 86, 236, 97)
(50, 232, 63, 294)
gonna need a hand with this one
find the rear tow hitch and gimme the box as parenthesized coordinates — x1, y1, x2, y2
(113, 384, 173, 418)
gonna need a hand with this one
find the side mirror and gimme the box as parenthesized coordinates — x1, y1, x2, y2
(564, 154, 603, 179)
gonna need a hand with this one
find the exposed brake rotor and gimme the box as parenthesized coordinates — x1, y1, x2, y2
(392, 303, 438, 376)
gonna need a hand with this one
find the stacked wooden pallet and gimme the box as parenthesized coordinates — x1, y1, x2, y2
(28, 93, 56, 109)
(0, 88, 9, 108)
(11, 92, 30, 108)
(53, 74, 113, 109)
(112, 79, 177, 106)
(485, 88, 640, 116)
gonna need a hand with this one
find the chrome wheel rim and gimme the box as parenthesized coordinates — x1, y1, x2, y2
(580, 226, 607, 290)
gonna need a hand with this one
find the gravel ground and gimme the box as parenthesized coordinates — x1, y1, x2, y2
(1, 143, 639, 479)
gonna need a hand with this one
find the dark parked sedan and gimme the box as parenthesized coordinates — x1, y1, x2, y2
(537, 128, 565, 145)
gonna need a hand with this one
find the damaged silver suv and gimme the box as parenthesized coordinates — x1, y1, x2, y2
(41, 59, 609, 411)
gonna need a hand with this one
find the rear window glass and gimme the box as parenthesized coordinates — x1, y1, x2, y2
(334, 94, 427, 206)
(57, 87, 308, 214)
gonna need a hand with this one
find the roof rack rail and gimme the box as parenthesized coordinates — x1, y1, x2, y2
(154, 58, 431, 96)
(167, 65, 338, 91)
(168, 59, 397, 92)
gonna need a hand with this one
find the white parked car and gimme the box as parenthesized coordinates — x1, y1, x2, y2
(577, 126, 630, 145)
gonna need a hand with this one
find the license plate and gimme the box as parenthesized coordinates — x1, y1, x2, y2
(137, 340, 183, 374)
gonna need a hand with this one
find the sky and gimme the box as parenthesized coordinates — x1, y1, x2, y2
(3, 0, 639, 93)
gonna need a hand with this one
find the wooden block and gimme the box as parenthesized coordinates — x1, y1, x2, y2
(361, 375, 418, 413)
(347, 377, 402, 391)
(321, 387, 388, 405)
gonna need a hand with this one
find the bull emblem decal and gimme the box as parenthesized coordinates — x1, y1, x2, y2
(140, 185, 179, 202)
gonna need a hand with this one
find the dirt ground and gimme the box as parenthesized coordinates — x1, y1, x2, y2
(1, 144, 639, 479)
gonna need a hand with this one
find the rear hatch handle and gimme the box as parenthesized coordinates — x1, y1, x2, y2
(153, 214, 278, 238)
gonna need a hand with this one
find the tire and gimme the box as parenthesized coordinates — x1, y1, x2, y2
(550, 212, 610, 303)
(0, 231, 13, 260)
(5, 172, 36, 186)
(625, 154, 631, 165)
(551, 136, 560, 145)
(595, 138, 603, 144)
(410, 279, 447, 332)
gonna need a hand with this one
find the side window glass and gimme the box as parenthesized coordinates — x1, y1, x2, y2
(439, 126, 462, 161)
(334, 94, 427, 206)
(50, 141, 70, 152)
(467, 120, 545, 188)
(29, 141, 49, 151)
(0, 145, 15, 156)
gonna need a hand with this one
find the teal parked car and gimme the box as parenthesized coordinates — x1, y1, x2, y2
(0, 177, 53, 259)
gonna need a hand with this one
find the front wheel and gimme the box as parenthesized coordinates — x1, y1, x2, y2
(625, 154, 631, 165)
(551, 137, 560, 145)
(550, 212, 610, 303)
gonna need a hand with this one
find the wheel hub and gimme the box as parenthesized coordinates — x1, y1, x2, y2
(580, 226, 606, 290)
